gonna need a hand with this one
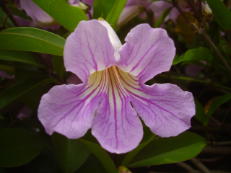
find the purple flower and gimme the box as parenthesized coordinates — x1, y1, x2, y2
(19, 0, 55, 26)
(38, 20, 195, 153)
(151, 1, 179, 21)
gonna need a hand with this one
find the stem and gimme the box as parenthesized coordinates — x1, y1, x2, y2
(176, 162, 198, 173)
(165, 74, 231, 93)
(191, 158, 211, 173)
(173, 0, 231, 73)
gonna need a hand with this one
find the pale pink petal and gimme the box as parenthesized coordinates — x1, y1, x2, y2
(64, 20, 117, 83)
(38, 84, 102, 139)
(130, 83, 195, 137)
(151, 1, 172, 19)
(92, 95, 143, 154)
(118, 24, 175, 83)
(82, 0, 93, 6)
(19, 0, 54, 24)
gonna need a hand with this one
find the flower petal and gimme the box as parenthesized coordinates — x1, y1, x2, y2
(38, 84, 101, 139)
(64, 20, 118, 83)
(131, 83, 195, 137)
(19, 0, 54, 24)
(92, 95, 143, 154)
(118, 24, 175, 83)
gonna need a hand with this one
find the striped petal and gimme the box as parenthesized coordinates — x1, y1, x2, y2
(92, 95, 143, 154)
(64, 20, 121, 83)
(130, 83, 195, 137)
(118, 24, 175, 83)
(88, 66, 143, 153)
(38, 84, 102, 139)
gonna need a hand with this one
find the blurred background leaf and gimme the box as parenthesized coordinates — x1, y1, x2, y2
(52, 134, 90, 173)
(93, 0, 115, 19)
(106, 0, 127, 27)
(204, 94, 231, 125)
(173, 47, 213, 65)
(33, 0, 87, 31)
(128, 132, 206, 167)
(206, 0, 231, 30)
(0, 50, 43, 67)
(0, 128, 46, 167)
(80, 139, 117, 173)
(0, 27, 65, 55)
(0, 77, 55, 109)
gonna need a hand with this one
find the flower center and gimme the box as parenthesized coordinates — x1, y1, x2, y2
(87, 66, 139, 97)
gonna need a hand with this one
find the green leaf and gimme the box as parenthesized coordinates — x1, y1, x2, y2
(173, 47, 213, 65)
(0, 50, 43, 67)
(195, 100, 207, 126)
(0, 78, 55, 109)
(0, 128, 46, 167)
(93, 0, 115, 18)
(52, 134, 90, 173)
(52, 55, 65, 80)
(205, 94, 231, 124)
(106, 0, 127, 27)
(0, 8, 13, 27)
(80, 139, 117, 173)
(33, 0, 87, 31)
(0, 27, 65, 56)
(206, 0, 231, 30)
(78, 155, 108, 173)
(129, 132, 206, 167)
(122, 135, 155, 166)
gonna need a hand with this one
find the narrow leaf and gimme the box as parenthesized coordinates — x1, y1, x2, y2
(93, 0, 115, 18)
(0, 78, 55, 109)
(0, 128, 46, 167)
(173, 47, 213, 65)
(80, 139, 117, 173)
(129, 132, 206, 167)
(195, 100, 207, 126)
(33, 0, 87, 31)
(106, 0, 127, 27)
(0, 50, 43, 67)
(0, 27, 65, 55)
(205, 94, 231, 124)
(52, 134, 90, 173)
(206, 0, 231, 30)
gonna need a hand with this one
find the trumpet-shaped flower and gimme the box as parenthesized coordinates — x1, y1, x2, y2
(38, 20, 195, 154)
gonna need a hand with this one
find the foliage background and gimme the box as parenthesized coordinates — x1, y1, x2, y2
(0, 0, 231, 172)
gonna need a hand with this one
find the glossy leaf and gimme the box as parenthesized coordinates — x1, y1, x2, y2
(106, 0, 127, 27)
(173, 47, 213, 65)
(52, 134, 90, 173)
(206, 0, 231, 30)
(0, 128, 46, 167)
(93, 0, 115, 18)
(80, 139, 117, 173)
(0, 78, 54, 109)
(0, 27, 65, 55)
(129, 132, 206, 167)
(0, 50, 43, 67)
(33, 0, 87, 31)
